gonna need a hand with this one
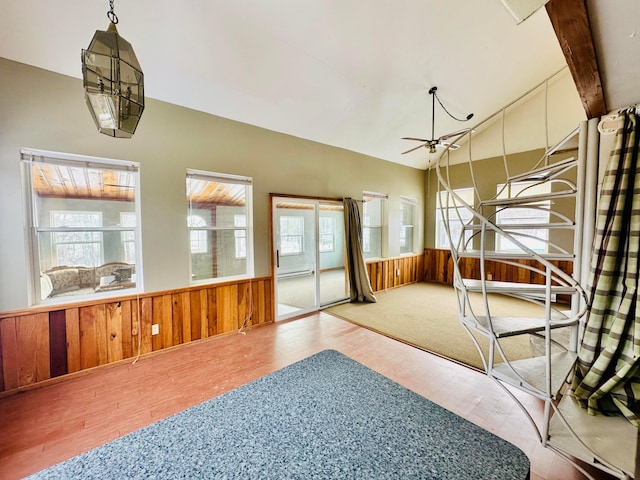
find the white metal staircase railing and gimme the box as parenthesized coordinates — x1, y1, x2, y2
(434, 74, 638, 479)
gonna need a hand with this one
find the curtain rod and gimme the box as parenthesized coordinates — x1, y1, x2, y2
(618, 104, 639, 114)
(270, 193, 344, 202)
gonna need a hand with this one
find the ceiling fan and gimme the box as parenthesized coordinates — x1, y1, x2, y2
(402, 86, 474, 155)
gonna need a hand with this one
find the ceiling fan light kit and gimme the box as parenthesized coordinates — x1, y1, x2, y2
(402, 86, 473, 156)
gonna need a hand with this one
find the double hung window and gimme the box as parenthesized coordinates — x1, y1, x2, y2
(21, 149, 140, 303)
(186, 170, 253, 282)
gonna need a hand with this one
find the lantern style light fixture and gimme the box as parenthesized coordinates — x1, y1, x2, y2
(81, 0, 144, 138)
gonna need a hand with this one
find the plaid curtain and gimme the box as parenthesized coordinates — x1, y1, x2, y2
(572, 112, 640, 427)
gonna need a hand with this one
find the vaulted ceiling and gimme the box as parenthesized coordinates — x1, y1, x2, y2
(1, 1, 638, 170)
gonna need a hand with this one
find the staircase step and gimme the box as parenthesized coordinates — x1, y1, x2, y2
(464, 315, 577, 338)
(548, 393, 637, 478)
(480, 189, 576, 207)
(462, 279, 577, 295)
(491, 351, 577, 397)
(507, 156, 577, 183)
(457, 250, 574, 261)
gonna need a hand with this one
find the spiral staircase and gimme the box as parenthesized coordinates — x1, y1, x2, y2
(435, 101, 638, 477)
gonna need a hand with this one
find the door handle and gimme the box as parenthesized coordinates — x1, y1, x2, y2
(276, 249, 280, 268)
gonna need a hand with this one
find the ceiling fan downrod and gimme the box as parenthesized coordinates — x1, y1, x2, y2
(401, 86, 474, 156)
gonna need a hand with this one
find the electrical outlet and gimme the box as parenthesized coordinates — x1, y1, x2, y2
(396, 269, 400, 276)
(487, 273, 493, 281)
(152, 324, 159, 335)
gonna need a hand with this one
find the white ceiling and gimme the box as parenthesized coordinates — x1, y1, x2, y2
(1, 1, 632, 170)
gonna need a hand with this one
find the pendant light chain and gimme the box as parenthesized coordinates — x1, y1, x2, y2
(107, 0, 119, 24)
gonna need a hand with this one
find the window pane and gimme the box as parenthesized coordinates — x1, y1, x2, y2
(120, 212, 136, 264)
(495, 182, 550, 253)
(280, 216, 304, 255)
(363, 197, 383, 226)
(400, 200, 416, 254)
(188, 215, 208, 254)
(362, 193, 386, 259)
(363, 226, 382, 258)
(186, 179, 246, 227)
(319, 217, 334, 252)
(436, 188, 474, 249)
(190, 230, 248, 280)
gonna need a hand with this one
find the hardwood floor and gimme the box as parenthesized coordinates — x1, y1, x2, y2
(0, 312, 614, 479)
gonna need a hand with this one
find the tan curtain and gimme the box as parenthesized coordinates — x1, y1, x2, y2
(343, 198, 377, 303)
(572, 112, 640, 427)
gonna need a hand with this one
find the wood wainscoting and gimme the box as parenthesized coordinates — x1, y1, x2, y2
(0, 277, 273, 395)
(423, 248, 574, 300)
(366, 253, 425, 292)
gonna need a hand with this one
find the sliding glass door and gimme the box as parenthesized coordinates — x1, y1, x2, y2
(273, 197, 348, 320)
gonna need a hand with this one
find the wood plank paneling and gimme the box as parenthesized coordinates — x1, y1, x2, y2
(140, 297, 153, 355)
(48, 311, 67, 378)
(0, 277, 275, 394)
(106, 302, 123, 363)
(79, 306, 99, 370)
(171, 292, 190, 346)
(217, 285, 238, 332)
(16, 314, 50, 386)
(0, 321, 4, 391)
(161, 294, 173, 351)
(423, 248, 574, 297)
(95, 306, 108, 367)
(199, 289, 208, 339)
(152, 296, 164, 351)
(189, 291, 202, 341)
(121, 300, 133, 359)
(366, 253, 424, 292)
(206, 288, 217, 337)
(65, 308, 81, 373)
(0, 318, 18, 391)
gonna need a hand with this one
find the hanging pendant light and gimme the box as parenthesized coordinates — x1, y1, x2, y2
(81, 0, 144, 138)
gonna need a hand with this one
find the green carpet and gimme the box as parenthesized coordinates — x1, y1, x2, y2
(326, 282, 546, 370)
(27, 350, 530, 479)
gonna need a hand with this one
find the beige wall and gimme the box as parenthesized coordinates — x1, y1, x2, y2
(0, 58, 424, 311)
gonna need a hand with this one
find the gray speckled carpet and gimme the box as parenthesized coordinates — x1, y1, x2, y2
(28, 350, 530, 479)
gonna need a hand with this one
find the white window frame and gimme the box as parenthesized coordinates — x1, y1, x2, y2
(21, 148, 142, 305)
(186, 169, 254, 284)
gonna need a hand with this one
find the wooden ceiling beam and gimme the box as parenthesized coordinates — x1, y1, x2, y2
(545, 0, 607, 119)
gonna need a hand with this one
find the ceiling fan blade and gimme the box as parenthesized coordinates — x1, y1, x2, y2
(439, 141, 461, 151)
(401, 143, 427, 155)
(401, 137, 430, 142)
(439, 128, 472, 141)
